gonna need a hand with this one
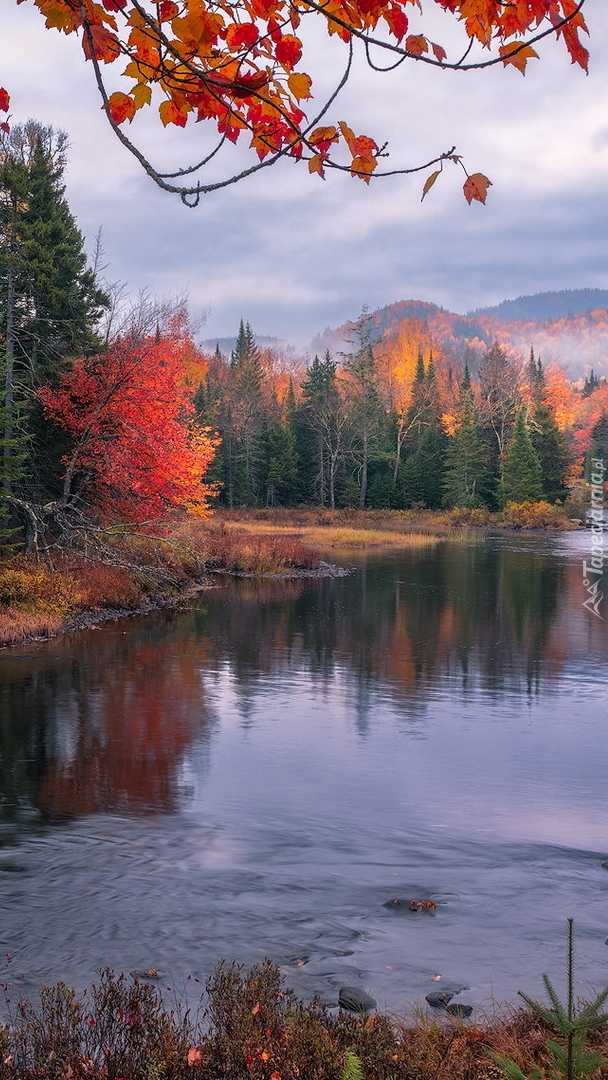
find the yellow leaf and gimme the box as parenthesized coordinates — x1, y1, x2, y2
(287, 71, 312, 100)
(131, 82, 152, 109)
(421, 169, 440, 201)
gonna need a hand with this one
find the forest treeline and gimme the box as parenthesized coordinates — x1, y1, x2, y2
(197, 319, 608, 514)
(2, 120, 608, 551)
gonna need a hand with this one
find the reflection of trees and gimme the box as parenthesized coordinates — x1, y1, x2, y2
(0, 612, 215, 823)
(192, 542, 592, 717)
(1, 543, 602, 826)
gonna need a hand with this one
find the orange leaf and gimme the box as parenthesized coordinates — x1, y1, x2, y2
(159, 99, 189, 126)
(421, 169, 440, 201)
(83, 22, 121, 62)
(308, 152, 327, 178)
(309, 125, 338, 151)
(107, 91, 136, 123)
(187, 1047, 202, 1066)
(499, 42, 539, 73)
(261, 1052, 270, 1061)
(463, 172, 492, 204)
(350, 154, 377, 182)
(405, 34, 428, 55)
(431, 41, 446, 62)
(287, 71, 312, 99)
(251, 1003, 261, 1015)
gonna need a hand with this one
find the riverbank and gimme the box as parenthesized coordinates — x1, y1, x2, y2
(0, 503, 581, 648)
(1, 955, 606, 1080)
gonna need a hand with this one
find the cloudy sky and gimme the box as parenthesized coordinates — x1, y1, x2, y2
(1, 0, 607, 348)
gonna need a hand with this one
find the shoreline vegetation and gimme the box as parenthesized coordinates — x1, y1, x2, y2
(0, 504, 583, 650)
(1, 953, 608, 1080)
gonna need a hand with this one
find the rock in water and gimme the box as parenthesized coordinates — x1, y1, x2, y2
(338, 987, 377, 1013)
(425, 991, 453, 1009)
(447, 1003, 474, 1018)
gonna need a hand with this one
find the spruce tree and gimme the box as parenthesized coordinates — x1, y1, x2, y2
(443, 373, 494, 509)
(502, 409, 544, 505)
(1, 121, 108, 510)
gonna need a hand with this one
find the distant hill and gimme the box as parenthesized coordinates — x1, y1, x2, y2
(200, 334, 285, 356)
(469, 289, 608, 323)
(311, 290, 608, 379)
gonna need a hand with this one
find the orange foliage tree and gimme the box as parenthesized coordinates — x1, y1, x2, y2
(38, 333, 218, 523)
(2, 0, 588, 203)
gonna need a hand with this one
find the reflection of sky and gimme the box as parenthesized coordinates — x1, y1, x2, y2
(192, 644, 608, 852)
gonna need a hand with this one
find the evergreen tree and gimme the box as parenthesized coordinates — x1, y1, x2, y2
(226, 320, 267, 503)
(1, 121, 108, 518)
(299, 351, 347, 508)
(501, 409, 544, 505)
(260, 421, 299, 506)
(443, 374, 494, 508)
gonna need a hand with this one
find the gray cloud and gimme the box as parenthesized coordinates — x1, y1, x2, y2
(2, 0, 607, 346)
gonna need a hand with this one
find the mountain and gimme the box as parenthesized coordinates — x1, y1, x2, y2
(469, 289, 608, 323)
(311, 290, 608, 379)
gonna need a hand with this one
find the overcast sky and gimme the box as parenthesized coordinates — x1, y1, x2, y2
(2, 0, 607, 348)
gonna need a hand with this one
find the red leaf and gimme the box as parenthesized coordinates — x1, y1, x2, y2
(225, 22, 259, 49)
(274, 34, 302, 70)
(0, 87, 9, 112)
(158, 0, 179, 19)
(384, 6, 408, 41)
(431, 41, 447, 62)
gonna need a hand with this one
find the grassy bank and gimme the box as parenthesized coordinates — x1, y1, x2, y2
(0, 502, 579, 648)
(2, 956, 606, 1080)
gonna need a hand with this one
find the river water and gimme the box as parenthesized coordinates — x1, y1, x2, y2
(1, 532, 607, 1019)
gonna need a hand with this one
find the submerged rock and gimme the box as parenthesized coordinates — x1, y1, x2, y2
(447, 1003, 474, 1018)
(338, 987, 377, 1013)
(383, 897, 436, 912)
(425, 991, 453, 1009)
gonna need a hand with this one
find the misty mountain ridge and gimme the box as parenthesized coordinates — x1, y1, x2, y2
(311, 289, 608, 378)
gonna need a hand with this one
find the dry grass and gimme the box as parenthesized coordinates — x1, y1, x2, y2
(1, 959, 607, 1080)
(199, 526, 320, 572)
(0, 606, 64, 647)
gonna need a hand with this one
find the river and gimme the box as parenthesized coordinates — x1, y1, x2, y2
(1, 531, 607, 1019)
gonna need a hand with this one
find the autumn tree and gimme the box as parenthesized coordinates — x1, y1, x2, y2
(37, 330, 218, 530)
(1, 0, 589, 205)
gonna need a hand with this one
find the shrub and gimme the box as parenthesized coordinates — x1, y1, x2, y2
(501, 501, 568, 529)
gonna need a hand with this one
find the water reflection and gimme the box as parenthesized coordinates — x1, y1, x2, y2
(1, 535, 607, 1013)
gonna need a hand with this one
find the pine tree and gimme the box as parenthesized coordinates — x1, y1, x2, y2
(502, 409, 544, 505)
